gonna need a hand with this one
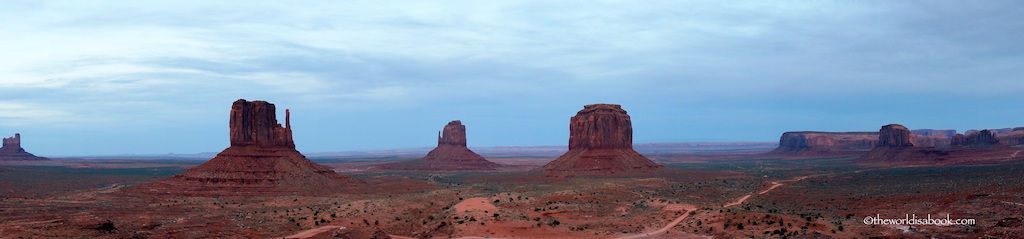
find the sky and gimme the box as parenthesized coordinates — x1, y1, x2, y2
(1, 1, 1023, 156)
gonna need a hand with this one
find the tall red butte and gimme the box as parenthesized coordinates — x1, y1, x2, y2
(542, 104, 663, 176)
(0, 133, 48, 161)
(136, 99, 359, 195)
(377, 120, 501, 171)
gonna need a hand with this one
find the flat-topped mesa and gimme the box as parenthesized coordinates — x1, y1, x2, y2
(0, 133, 47, 161)
(997, 129, 1024, 146)
(229, 99, 294, 149)
(769, 131, 878, 155)
(437, 120, 467, 146)
(542, 104, 663, 176)
(877, 124, 914, 147)
(569, 104, 633, 150)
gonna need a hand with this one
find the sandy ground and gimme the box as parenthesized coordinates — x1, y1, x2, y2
(615, 204, 703, 239)
(453, 197, 499, 214)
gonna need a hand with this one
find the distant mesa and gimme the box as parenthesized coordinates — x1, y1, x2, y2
(768, 126, 963, 158)
(953, 129, 1000, 149)
(135, 99, 359, 195)
(767, 131, 877, 156)
(877, 124, 914, 147)
(859, 123, 1024, 164)
(0, 133, 48, 161)
(377, 120, 501, 171)
(541, 104, 664, 176)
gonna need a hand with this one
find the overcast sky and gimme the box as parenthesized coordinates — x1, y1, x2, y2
(2, 1, 1023, 156)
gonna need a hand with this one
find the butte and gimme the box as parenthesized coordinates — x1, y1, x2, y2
(541, 104, 664, 176)
(377, 120, 501, 171)
(135, 99, 359, 195)
(0, 133, 48, 161)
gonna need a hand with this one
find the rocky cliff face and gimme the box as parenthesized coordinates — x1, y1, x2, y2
(768, 131, 878, 155)
(769, 127, 958, 157)
(438, 120, 468, 146)
(542, 104, 663, 176)
(568, 104, 633, 149)
(134, 99, 358, 196)
(951, 133, 969, 146)
(877, 124, 914, 147)
(963, 129, 1000, 148)
(859, 124, 1024, 164)
(997, 130, 1024, 146)
(229, 99, 294, 148)
(378, 120, 500, 171)
(0, 133, 48, 161)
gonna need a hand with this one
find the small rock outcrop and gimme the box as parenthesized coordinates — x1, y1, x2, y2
(541, 104, 663, 176)
(0, 133, 48, 161)
(377, 120, 501, 171)
(877, 124, 914, 147)
(134, 99, 359, 195)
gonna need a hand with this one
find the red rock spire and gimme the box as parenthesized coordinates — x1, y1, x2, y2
(228, 99, 295, 149)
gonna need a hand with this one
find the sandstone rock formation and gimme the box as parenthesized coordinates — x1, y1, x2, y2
(911, 134, 952, 148)
(997, 130, 1024, 146)
(861, 124, 943, 162)
(767, 131, 878, 156)
(951, 133, 969, 146)
(860, 124, 1023, 164)
(768, 127, 961, 157)
(0, 133, 48, 161)
(953, 129, 1001, 148)
(377, 120, 501, 171)
(877, 124, 914, 147)
(970, 129, 1000, 147)
(135, 99, 359, 195)
(541, 104, 663, 176)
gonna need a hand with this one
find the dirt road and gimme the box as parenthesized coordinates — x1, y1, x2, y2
(283, 225, 341, 239)
(615, 204, 702, 239)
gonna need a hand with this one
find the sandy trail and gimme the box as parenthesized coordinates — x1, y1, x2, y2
(758, 176, 808, 194)
(727, 175, 811, 207)
(615, 204, 701, 239)
(283, 225, 341, 239)
(722, 195, 751, 208)
(758, 182, 783, 195)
